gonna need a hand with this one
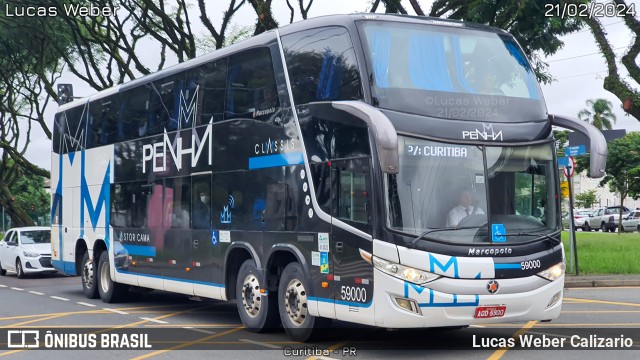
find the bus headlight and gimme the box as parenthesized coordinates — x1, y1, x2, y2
(372, 256, 439, 285)
(537, 261, 565, 281)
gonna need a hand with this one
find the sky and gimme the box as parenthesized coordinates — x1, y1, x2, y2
(21, 0, 640, 171)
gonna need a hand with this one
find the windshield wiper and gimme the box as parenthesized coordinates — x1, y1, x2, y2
(407, 225, 483, 248)
(499, 232, 559, 243)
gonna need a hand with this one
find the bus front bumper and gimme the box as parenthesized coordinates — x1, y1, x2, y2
(373, 268, 563, 328)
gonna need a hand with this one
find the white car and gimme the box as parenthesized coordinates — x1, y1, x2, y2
(0, 227, 56, 278)
(621, 211, 640, 232)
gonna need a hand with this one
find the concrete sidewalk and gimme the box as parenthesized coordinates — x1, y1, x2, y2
(564, 274, 640, 288)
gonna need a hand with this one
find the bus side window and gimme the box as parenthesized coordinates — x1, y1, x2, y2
(225, 48, 279, 122)
(282, 26, 363, 106)
(148, 73, 185, 135)
(121, 85, 151, 141)
(188, 58, 227, 125)
(192, 176, 212, 229)
(165, 178, 191, 229)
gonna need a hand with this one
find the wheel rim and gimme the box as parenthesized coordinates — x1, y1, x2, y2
(100, 260, 110, 294)
(83, 257, 94, 289)
(16, 260, 22, 277)
(284, 278, 308, 327)
(601, 224, 606, 231)
(241, 274, 261, 318)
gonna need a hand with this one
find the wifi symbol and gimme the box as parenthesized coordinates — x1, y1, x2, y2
(228, 195, 235, 209)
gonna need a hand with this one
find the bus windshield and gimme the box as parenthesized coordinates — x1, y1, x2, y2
(358, 21, 546, 122)
(386, 136, 559, 244)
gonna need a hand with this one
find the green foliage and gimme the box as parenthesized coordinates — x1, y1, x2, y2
(561, 231, 640, 274)
(600, 133, 640, 199)
(11, 174, 49, 218)
(554, 130, 569, 157)
(574, 189, 598, 209)
(577, 98, 617, 130)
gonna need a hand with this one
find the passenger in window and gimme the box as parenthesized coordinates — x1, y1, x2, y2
(446, 190, 485, 227)
(193, 190, 211, 229)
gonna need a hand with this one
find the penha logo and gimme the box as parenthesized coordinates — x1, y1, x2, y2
(462, 123, 503, 141)
(142, 123, 212, 174)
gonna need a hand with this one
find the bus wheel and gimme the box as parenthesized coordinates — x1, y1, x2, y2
(81, 252, 99, 299)
(278, 262, 329, 342)
(235, 259, 279, 332)
(97, 251, 128, 303)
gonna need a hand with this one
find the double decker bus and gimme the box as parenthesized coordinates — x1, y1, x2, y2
(51, 14, 607, 341)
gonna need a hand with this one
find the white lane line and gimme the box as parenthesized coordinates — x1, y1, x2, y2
(28, 291, 44, 295)
(469, 325, 486, 328)
(183, 327, 216, 335)
(10, 287, 24, 291)
(0, 284, 7, 288)
(50, 296, 70, 301)
(140, 317, 168, 324)
(104, 308, 129, 315)
(238, 338, 281, 349)
(77, 302, 96, 307)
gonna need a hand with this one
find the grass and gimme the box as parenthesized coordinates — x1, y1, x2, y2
(561, 231, 640, 274)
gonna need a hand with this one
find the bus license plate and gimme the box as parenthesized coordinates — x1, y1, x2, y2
(474, 305, 506, 319)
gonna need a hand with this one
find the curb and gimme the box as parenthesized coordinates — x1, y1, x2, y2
(564, 279, 640, 288)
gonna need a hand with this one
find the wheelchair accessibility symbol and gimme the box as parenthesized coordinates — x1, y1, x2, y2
(491, 224, 506, 243)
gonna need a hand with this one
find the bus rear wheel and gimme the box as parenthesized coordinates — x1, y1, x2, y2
(81, 251, 99, 299)
(97, 251, 128, 303)
(278, 262, 329, 342)
(235, 259, 279, 332)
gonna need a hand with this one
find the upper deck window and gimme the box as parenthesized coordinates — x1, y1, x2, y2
(358, 21, 546, 122)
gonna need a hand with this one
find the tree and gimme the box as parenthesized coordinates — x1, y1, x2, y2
(577, 98, 617, 130)
(598, 133, 640, 234)
(575, 189, 599, 209)
(578, 0, 640, 122)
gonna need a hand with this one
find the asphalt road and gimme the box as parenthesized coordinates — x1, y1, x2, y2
(0, 271, 639, 359)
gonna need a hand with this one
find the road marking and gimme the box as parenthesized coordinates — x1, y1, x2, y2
(139, 317, 168, 324)
(183, 327, 216, 335)
(50, 296, 69, 301)
(470, 325, 486, 328)
(562, 310, 640, 313)
(104, 308, 129, 315)
(131, 326, 245, 359)
(77, 302, 96, 307)
(239, 338, 282, 349)
(564, 297, 640, 307)
(28, 291, 44, 295)
(10, 287, 23, 291)
(0, 284, 6, 288)
(0, 350, 24, 357)
(487, 320, 537, 360)
(143, 323, 241, 328)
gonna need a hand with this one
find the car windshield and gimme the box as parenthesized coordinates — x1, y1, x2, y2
(358, 20, 547, 122)
(20, 231, 51, 244)
(386, 136, 559, 244)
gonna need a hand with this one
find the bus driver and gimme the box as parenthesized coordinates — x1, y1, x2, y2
(446, 190, 484, 227)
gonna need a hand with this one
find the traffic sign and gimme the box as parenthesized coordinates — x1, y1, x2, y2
(565, 145, 586, 156)
(560, 181, 569, 198)
(563, 156, 575, 178)
(557, 156, 570, 167)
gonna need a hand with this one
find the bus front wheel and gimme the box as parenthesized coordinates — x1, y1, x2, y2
(235, 259, 279, 332)
(97, 251, 128, 303)
(278, 262, 329, 342)
(81, 251, 99, 299)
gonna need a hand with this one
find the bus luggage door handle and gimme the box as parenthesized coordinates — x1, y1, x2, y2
(193, 239, 198, 248)
(335, 242, 343, 253)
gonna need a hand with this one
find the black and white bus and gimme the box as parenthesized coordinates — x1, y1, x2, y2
(51, 14, 607, 341)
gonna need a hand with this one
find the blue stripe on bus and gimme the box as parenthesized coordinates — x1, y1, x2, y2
(122, 245, 156, 257)
(308, 296, 373, 308)
(494, 263, 521, 269)
(116, 269, 224, 287)
(52, 260, 77, 276)
(248, 152, 305, 170)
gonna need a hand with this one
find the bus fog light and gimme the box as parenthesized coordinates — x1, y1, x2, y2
(537, 261, 565, 281)
(391, 296, 421, 315)
(547, 291, 562, 308)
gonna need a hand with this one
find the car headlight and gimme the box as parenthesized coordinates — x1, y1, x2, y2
(372, 256, 439, 285)
(537, 261, 565, 281)
(23, 251, 40, 258)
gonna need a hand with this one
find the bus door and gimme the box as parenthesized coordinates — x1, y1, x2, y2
(330, 157, 374, 315)
(190, 173, 222, 298)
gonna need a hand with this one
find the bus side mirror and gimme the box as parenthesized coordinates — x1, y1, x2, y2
(549, 114, 608, 178)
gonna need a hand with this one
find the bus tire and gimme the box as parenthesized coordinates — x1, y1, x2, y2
(81, 251, 99, 299)
(235, 259, 279, 332)
(97, 251, 128, 303)
(278, 262, 330, 342)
